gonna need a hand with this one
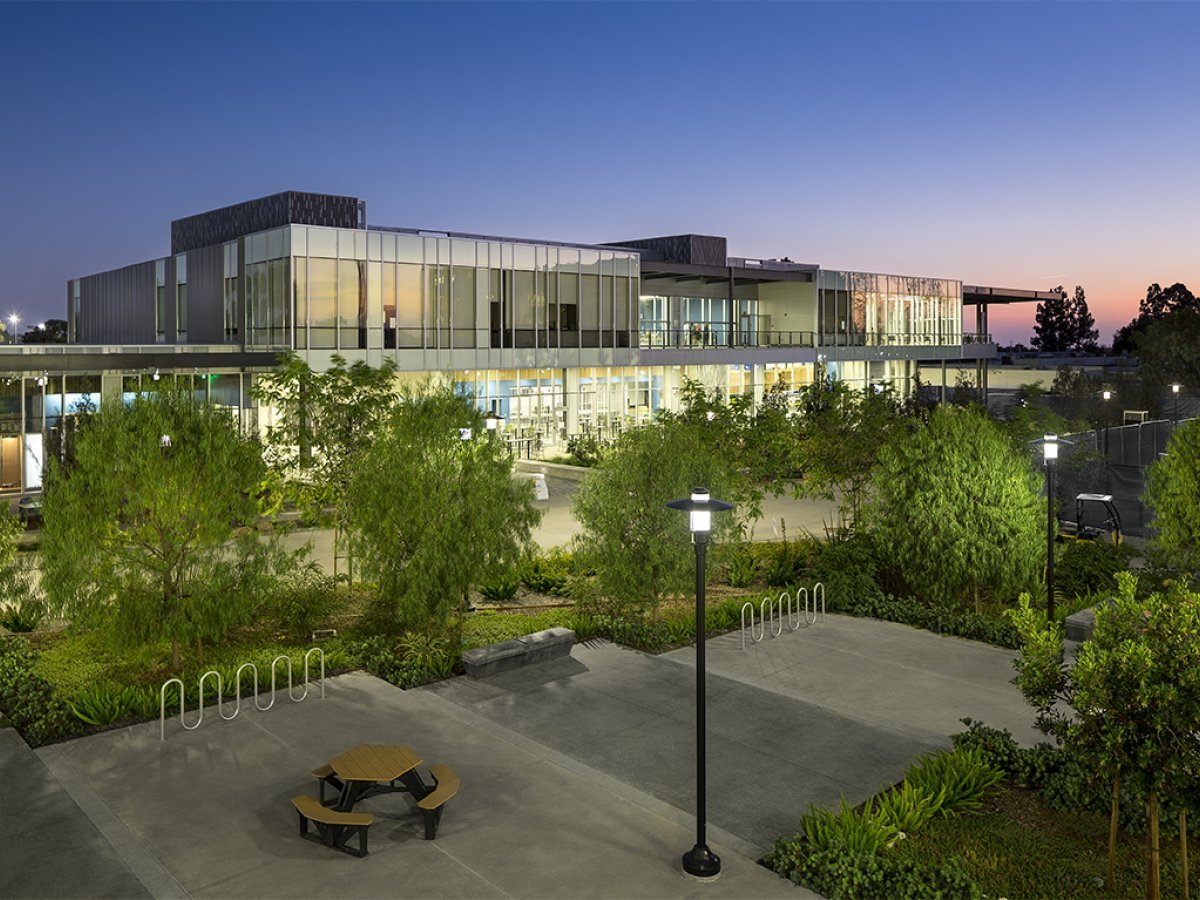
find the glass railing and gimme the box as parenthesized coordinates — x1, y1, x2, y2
(637, 329, 992, 350)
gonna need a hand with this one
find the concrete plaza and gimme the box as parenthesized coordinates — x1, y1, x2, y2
(2, 616, 1038, 899)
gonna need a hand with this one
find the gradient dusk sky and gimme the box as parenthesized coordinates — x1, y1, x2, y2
(1, 1, 1197, 345)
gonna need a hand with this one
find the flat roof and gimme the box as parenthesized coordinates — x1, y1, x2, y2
(963, 285, 1065, 306)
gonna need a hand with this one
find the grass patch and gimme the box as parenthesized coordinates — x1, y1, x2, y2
(461, 609, 580, 649)
(889, 782, 1200, 899)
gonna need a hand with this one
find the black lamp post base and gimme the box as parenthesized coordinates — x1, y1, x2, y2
(682, 845, 721, 878)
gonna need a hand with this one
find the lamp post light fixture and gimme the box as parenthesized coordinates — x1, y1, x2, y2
(485, 410, 504, 433)
(1172, 383, 1181, 424)
(1043, 435, 1058, 624)
(6, 314, 19, 343)
(1101, 389, 1113, 458)
(665, 487, 735, 879)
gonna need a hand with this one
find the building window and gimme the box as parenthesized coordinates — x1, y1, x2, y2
(155, 260, 167, 343)
(223, 242, 239, 343)
(70, 281, 81, 343)
(175, 254, 188, 342)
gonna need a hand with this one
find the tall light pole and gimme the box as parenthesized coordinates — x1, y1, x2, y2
(7, 313, 19, 344)
(666, 487, 734, 879)
(1043, 435, 1058, 624)
(1172, 383, 1181, 424)
(1101, 389, 1113, 459)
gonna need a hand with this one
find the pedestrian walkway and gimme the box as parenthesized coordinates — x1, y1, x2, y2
(1, 615, 1040, 899)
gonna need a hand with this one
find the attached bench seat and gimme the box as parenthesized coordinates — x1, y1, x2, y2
(310, 762, 344, 805)
(292, 795, 373, 857)
(417, 764, 460, 840)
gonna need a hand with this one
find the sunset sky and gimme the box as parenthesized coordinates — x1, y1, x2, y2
(1, 1, 1196, 346)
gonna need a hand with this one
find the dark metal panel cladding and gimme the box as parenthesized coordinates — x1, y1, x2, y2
(606, 234, 728, 266)
(186, 245, 224, 344)
(78, 260, 157, 344)
(170, 191, 362, 254)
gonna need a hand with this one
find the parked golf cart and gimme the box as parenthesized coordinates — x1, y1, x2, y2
(1057, 493, 1122, 546)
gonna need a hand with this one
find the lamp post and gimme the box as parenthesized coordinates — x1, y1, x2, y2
(1101, 390, 1112, 458)
(485, 410, 504, 435)
(666, 487, 734, 879)
(1172, 383, 1181, 424)
(1043, 435, 1058, 624)
(7, 314, 19, 344)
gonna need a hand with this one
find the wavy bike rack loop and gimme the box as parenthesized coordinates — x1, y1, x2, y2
(159, 647, 325, 741)
(740, 583, 825, 650)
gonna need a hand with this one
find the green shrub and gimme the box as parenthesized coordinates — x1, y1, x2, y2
(68, 683, 142, 726)
(904, 748, 1004, 817)
(765, 841, 981, 900)
(949, 719, 1026, 778)
(0, 597, 44, 633)
(265, 561, 337, 641)
(394, 633, 458, 687)
(1054, 540, 1133, 601)
(811, 532, 883, 607)
(871, 780, 940, 834)
(478, 570, 520, 603)
(0, 637, 80, 746)
(800, 799, 900, 854)
(567, 614, 599, 642)
(839, 593, 1021, 648)
(764, 539, 808, 588)
(517, 548, 573, 596)
(725, 546, 758, 588)
(462, 609, 578, 649)
(565, 433, 603, 467)
(593, 615, 670, 654)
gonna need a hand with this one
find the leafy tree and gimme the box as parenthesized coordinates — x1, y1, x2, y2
(1012, 574, 1200, 899)
(1113, 282, 1197, 354)
(252, 353, 398, 579)
(793, 377, 914, 530)
(1144, 418, 1200, 577)
(1031, 288, 1073, 352)
(40, 389, 277, 669)
(20, 319, 68, 344)
(867, 405, 1044, 611)
(1135, 307, 1200, 390)
(347, 380, 540, 633)
(1032, 286, 1098, 352)
(572, 421, 748, 617)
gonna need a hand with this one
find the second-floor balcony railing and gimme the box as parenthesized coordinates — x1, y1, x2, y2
(637, 328, 992, 350)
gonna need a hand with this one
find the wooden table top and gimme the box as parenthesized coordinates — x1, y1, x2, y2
(329, 744, 422, 782)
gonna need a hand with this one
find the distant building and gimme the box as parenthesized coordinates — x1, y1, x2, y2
(0, 191, 1047, 493)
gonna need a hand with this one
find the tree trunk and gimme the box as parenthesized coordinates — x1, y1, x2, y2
(1182, 809, 1189, 900)
(171, 638, 180, 671)
(974, 582, 981, 616)
(1147, 791, 1160, 900)
(1108, 770, 1120, 893)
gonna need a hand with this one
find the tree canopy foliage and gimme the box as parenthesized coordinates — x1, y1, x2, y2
(347, 380, 540, 632)
(572, 419, 750, 616)
(253, 353, 398, 577)
(1012, 574, 1200, 900)
(1032, 285, 1098, 352)
(20, 319, 68, 344)
(1112, 282, 1197, 355)
(866, 405, 1044, 610)
(1144, 418, 1200, 577)
(40, 389, 277, 668)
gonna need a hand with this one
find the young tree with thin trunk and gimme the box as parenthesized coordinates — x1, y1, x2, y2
(41, 387, 276, 669)
(347, 380, 540, 633)
(253, 353, 398, 581)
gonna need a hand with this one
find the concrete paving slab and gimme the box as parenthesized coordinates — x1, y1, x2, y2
(667, 614, 1042, 746)
(0, 727, 152, 900)
(36, 672, 810, 900)
(425, 641, 943, 854)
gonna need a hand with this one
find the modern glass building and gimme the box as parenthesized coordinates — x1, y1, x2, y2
(0, 189, 1049, 496)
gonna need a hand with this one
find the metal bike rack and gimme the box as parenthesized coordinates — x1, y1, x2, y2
(740, 583, 826, 650)
(159, 648, 325, 741)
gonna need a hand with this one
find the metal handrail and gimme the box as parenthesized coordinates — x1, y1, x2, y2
(159, 648, 325, 740)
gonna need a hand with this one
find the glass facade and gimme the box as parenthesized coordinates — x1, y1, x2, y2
(246, 228, 290, 348)
(818, 270, 961, 346)
(175, 255, 188, 342)
(638, 295, 764, 349)
(288, 227, 638, 353)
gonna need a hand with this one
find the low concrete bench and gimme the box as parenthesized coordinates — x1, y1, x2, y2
(462, 627, 575, 678)
(1065, 598, 1115, 643)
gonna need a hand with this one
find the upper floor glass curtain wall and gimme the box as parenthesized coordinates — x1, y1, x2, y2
(285, 226, 639, 353)
(818, 270, 962, 347)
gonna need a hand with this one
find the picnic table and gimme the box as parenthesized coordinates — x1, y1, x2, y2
(327, 743, 430, 811)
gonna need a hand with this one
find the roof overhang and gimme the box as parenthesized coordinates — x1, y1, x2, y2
(641, 261, 816, 287)
(963, 285, 1065, 306)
